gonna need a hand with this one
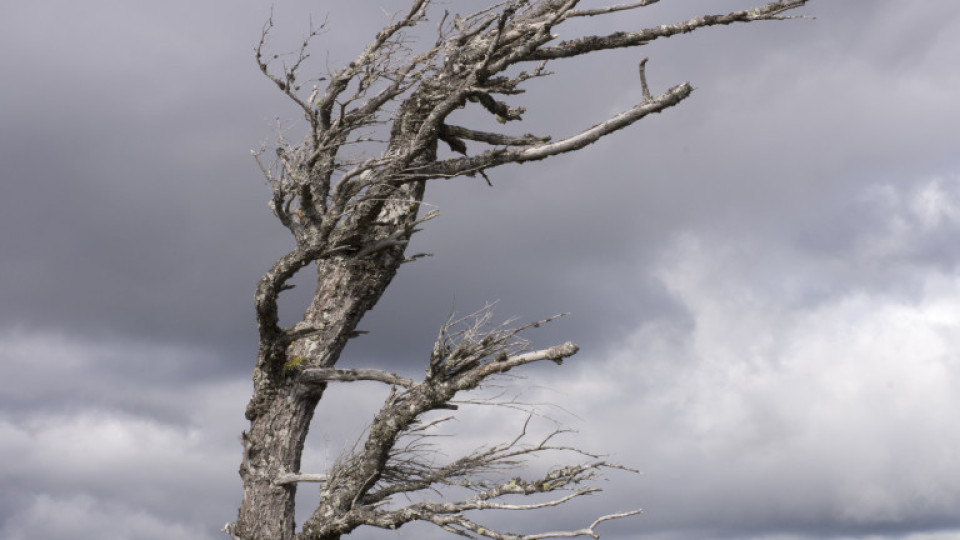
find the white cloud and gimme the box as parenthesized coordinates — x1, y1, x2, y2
(517, 176, 960, 538)
(2, 2, 958, 538)
(295, 175, 960, 539)
(0, 493, 210, 540)
(0, 331, 249, 539)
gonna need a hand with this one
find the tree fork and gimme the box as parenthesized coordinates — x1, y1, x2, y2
(233, 178, 426, 538)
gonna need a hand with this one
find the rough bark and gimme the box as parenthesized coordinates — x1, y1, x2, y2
(235, 180, 427, 539)
(226, 1, 812, 538)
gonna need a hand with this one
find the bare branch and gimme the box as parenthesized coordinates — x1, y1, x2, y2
(407, 81, 692, 180)
(441, 123, 551, 147)
(294, 307, 629, 538)
(529, 0, 810, 61)
(274, 472, 330, 486)
(316, 0, 431, 130)
(358, 458, 641, 539)
(255, 14, 325, 124)
(253, 245, 326, 347)
(567, 0, 660, 18)
(299, 367, 416, 388)
(233, 1, 814, 537)
(638, 57, 652, 101)
(515, 84, 687, 161)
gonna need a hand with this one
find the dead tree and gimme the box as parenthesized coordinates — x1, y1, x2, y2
(225, 1, 811, 538)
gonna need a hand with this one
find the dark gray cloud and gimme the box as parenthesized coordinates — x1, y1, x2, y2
(2, 1, 960, 539)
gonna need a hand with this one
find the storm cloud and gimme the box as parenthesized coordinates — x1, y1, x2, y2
(2, 1, 960, 539)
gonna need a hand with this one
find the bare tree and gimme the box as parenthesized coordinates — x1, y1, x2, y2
(224, 1, 811, 538)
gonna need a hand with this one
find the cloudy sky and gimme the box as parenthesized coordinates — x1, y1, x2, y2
(3, 1, 960, 539)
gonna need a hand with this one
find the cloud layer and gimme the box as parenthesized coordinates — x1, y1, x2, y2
(2, 1, 960, 539)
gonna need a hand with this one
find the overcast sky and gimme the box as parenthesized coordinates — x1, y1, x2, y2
(2, 1, 960, 539)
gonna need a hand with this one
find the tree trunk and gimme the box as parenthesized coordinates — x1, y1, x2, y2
(236, 388, 319, 539)
(233, 183, 425, 539)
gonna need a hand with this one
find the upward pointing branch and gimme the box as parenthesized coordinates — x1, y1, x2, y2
(517, 82, 689, 161)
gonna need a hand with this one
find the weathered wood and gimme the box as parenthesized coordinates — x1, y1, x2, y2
(227, 1, 812, 538)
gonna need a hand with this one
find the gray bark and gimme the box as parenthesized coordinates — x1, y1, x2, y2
(225, 1, 811, 538)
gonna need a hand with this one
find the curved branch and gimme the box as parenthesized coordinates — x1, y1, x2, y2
(253, 244, 327, 345)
